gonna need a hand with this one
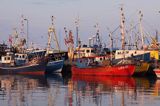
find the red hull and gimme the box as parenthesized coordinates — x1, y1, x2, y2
(72, 64, 135, 76)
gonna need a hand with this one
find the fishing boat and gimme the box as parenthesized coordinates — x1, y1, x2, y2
(72, 56, 135, 76)
(0, 50, 47, 75)
(71, 12, 135, 76)
(45, 16, 66, 74)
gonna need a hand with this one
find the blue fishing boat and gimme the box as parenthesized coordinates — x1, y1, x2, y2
(44, 17, 67, 74)
(0, 50, 47, 75)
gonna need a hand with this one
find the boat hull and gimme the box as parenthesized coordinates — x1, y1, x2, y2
(0, 63, 46, 75)
(154, 69, 160, 78)
(134, 62, 150, 76)
(72, 64, 135, 76)
(45, 60, 64, 74)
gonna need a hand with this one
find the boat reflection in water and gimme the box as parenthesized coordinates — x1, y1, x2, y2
(0, 74, 48, 106)
(70, 75, 157, 106)
(153, 79, 160, 96)
(0, 72, 160, 106)
(71, 75, 136, 106)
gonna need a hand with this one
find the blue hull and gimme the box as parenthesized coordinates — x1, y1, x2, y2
(0, 63, 46, 75)
(45, 60, 64, 74)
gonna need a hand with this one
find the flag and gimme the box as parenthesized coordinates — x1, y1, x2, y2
(64, 30, 74, 45)
(68, 30, 74, 44)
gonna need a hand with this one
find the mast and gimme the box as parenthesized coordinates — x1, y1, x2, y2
(120, 7, 126, 50)
(139, 11, 144, 49)
(128, 23, 133, 50)
(64, 27, 74, 61)
(11, 28, 18, 48)
(88, 38, 92, 47)
(46, 16, 60, 55)
(51, 16, 60, 51)
(94, 23, 101, 47)
(156, 30, 158, 42)
(46, 28, 52, 55)
(75, 17, 79, 47)
(109, 32, 113, 62)
(20, 15, 25, 37)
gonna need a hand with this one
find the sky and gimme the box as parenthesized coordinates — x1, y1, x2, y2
(0, 0, 160, 50)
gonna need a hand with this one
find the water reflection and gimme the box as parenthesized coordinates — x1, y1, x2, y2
(71, 75, 136, 106)
(0, 75, 48, 106)
(70, 75, 157, 106)
(0, 73, 160, 106)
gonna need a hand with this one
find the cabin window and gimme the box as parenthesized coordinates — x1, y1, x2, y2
(19, 55, 22, 58)
(7, 57, 10, 60)
(118, 52, 121, 54)
(135, 51, 137, 54)
(100, 58, 102, 61)
(22, 55, 25, 58)
(15, 55, 18, 58)
(86, 50, 90, 53)
(91, 50, 94, 53)
(4, 57, 6, 60)
(103, 57, 105, 60)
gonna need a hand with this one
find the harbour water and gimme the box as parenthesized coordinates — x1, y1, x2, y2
(1, 0, 160, 106)
(0, 71, 160, 106)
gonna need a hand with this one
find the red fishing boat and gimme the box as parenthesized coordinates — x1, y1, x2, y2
(72, 64, 135, 76)
(72, 56, 135, 76)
